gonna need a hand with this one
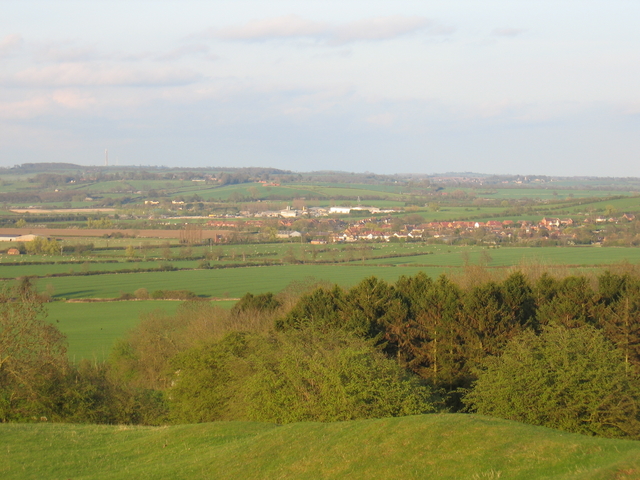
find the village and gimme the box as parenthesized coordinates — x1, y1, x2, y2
(206, 208, 639, 246)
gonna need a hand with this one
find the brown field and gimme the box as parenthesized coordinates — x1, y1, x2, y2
(0, 227, 230, 240)
(10, 208, 116, 214)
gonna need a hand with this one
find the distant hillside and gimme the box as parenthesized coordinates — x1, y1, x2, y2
(4, 162, 83, 173)
(3, 414, 640, 479)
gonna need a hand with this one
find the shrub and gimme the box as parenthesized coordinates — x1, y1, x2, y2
(134, 288, 149, 300)
(168, 330, 438, 424)
(464, 325, 640, 438)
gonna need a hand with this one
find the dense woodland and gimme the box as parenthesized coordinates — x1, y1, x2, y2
(3, 267, 640, 439)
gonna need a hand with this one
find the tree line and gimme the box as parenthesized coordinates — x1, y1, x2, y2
(2, 269, 640, 438)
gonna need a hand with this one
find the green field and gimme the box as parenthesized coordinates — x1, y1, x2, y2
(362, 245, 640, 267)
(8, 246, 633, 301)
(2, 414, 639, 479)
(0, 260, 200, 279)
(6, 243, 639, 280)
(471, 188, 633, 200)
(47, 300, 237, 361)
(47, 301, 184, 361)
(38, 264, 442, 300)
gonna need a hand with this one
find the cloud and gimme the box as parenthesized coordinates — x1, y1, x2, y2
(213, 15, 328, 41)
(0, 96, 50, 119)
(331, 16, 447, 45)
(51, 90, 96, 109)
(365, 112, 396, 126)
(492, 28, 526, 37)
(0, 34, 23, 57)
(6, 64, 201, 87)
(34, 44, 103, 63)
(205, 15, 452, 45)
(155, 44, 211, 61)
(32, 42, 160, 63)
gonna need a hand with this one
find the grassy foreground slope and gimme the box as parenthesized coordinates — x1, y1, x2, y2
(3, 415, 640, 480)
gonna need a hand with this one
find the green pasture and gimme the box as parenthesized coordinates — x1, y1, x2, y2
(186, 184, 321, 201)
(360, 245, 640, 267)
(3, 414, 640, 479)
(7, 245, 639, 299)
(47, 301, 185, 361)
(545, 178, 640, 189)
(411, 206, 507, 222)
(301, 182, 404, 194)
(574, 196, 640, 213)
(77, 179, 182, 192)
(0, 260, 203, 279)
(0, 180, 34, 192)
(38, 264, 442, 300)
(473, 188, 633, 200)
(186, 183, 409, 202)
(310, 186, 403, 200)
(35, 253, 633, 303)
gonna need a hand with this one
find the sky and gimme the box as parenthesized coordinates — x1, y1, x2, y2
(1, 0, 639, 176)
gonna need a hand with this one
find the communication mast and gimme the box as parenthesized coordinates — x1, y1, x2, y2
(105, 148, 108, 167)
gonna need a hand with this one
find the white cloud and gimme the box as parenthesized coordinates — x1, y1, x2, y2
(0, 96, 50, 119)
(492, 28, 526, 37)
(6, 64, 201, 87)
(0, 34, 23, 57)
(212, 15, 328, 41)
(0, 90, 96, 119)
(205, 15, 450, 45)
(156, 44, 211, 61)
(365, 112, 396, 126)
(330, 16, 447, 45)
(52, 90, 96, 109)
(34, 44, 103, 63)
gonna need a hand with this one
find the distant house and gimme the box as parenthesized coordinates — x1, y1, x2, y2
(486, 220, 503, 228)
(0, 234, 43, 242)
(351, 206, 381, 214)
(280, 206, 299, 218)
(329, 206, 352, 214)
(276, 230, 302, 239)
(540, 217, 561, 227)
(0, 235, 21, 242)
(6, 248, 20, 255)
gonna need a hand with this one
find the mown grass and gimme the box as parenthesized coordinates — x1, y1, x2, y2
(2, 414, 640, 479)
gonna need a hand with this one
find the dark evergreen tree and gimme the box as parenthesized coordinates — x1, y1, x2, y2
(537, 275, 596, 328)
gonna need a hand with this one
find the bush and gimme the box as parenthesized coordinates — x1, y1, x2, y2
(464, 326, 640, 438)
(150, 290, 198, 300)
(168, 330, 438, 424)
(231, 292, 281, 315)
(134, 288, 149, 300)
